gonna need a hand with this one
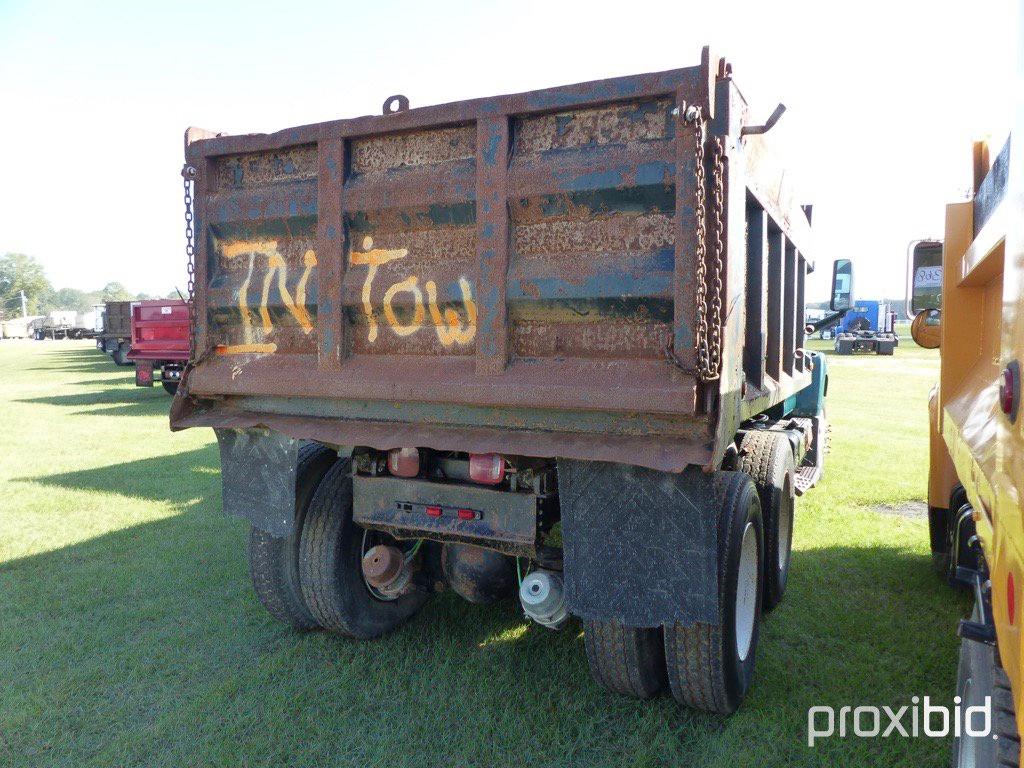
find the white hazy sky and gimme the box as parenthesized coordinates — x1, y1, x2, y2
(0, 0, 1015, 302)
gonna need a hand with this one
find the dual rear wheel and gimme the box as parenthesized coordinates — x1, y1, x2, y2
(584, 433, 796, 714)
(250, 438, 795, 715)
(584, 473, 765, 713)
(246, 444, 425, 638)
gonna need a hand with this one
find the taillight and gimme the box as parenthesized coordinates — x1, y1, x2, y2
(469, 453, 505, 485)
(999, 362, 1019, 422)
(387, 448, 420, 478)
(425, 505, 442, 518)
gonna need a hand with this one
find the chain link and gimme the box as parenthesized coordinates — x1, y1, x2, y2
(668, 106, 725, 382)
(707, 135, 726, 380)
(182, 164, 197, 363)
(686, 106, 712, 381)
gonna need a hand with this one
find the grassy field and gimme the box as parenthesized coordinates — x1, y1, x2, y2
(0, 338, 968, 767)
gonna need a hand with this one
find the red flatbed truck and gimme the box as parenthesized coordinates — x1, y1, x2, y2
(128, 299, 190, 395)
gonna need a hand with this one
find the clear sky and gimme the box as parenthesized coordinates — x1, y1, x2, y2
(0, 0, 1015, 302)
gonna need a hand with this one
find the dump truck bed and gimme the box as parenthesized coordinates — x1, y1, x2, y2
(97, 300, 132, 340)
(175, 49, 815, 472)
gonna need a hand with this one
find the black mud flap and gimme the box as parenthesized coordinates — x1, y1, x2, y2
(558, 461, 720, 628)
(215, 428, 299, 536)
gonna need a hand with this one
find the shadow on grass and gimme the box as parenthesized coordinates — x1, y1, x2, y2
(16, 386, 171, 414)
(72, 376, 135, 387)
(16, 446, 219, 504)
(26, 346, 114, 373)
(0, 500, 968, 767)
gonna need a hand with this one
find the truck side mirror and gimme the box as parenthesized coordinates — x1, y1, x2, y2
(907, 240, 943, 316)
(830, 259, 854, 312)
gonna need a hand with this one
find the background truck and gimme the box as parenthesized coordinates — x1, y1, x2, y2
(915, 127, 1022, 766)
(95, 300, 133, 365)
(1, 314, 44, 339)
(34, 310, 77, 340)
(832, 299, 898, 355)
(172, 48, 847, 714)
(32, 309, 101, 340)
(128, 299, 189, 394)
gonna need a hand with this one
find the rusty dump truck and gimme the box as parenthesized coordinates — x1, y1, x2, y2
(172, 48, 849, 713)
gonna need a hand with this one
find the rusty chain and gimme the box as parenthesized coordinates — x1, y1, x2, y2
(707, 135, 725, 380)
(685, 105, 711, 380)
(181, 164, 198, 363)
(675, 105, 724, 382)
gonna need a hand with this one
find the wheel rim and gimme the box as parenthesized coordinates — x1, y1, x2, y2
(735, 521, 758, 663)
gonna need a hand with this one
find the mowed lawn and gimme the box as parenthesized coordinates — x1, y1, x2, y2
(0, 338, 967, 767)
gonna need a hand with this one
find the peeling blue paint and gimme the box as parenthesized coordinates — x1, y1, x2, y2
(483, 129, 501, 166)
(506, 271, 673, 301)
(636, 161, 674, 186)
(562, 168, 624, 191)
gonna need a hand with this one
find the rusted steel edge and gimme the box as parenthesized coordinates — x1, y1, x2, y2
(169, 396, 712, 475)
(183, 64, 708, 163)
(185, 354, 698, 416)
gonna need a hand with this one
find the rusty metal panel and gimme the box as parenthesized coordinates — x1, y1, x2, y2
(177, 49, 818, 472)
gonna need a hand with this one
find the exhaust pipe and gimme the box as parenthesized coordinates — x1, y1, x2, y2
(519, 570, 569, 629)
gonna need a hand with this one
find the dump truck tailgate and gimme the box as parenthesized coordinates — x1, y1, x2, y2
(175, 49, 815, 471)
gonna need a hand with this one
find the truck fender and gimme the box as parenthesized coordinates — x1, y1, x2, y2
(215, 428, 299, 536)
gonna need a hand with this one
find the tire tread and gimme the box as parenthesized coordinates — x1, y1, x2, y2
(246, 443, 335, 630)
(584, 620, 666, 699)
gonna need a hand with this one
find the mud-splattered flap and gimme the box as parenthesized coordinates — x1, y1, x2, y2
(215, 428, 298, 536)
(557, 461, 720, 628)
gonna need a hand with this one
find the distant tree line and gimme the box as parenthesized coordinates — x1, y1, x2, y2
(0, 252, 180, 316)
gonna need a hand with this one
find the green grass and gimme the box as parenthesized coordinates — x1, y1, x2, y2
(0, 338, 967, 767)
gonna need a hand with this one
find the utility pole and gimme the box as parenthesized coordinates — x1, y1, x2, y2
(20, 290, 27, 318)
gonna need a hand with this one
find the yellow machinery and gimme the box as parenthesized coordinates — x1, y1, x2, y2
(915, 120, 1023, 764)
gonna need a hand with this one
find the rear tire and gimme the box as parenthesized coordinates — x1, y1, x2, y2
(247, 443, 337, 630)
(299, 460, 428, 639)
(739, 431, 796, 611)
(584, 620, 666, 699)
(663, 473, 764, 714)
(952, 604, 1019, 766)
(113, 343, 131, 366)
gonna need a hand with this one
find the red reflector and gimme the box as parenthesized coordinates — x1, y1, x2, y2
(1009, 572, 1017, 625)
(469, 453, 505, 485)
(457, 509, 476, 520)
(425, 505, 442, 518)
(388, 447, 420, 478)
(1000, 365, 1018, 418)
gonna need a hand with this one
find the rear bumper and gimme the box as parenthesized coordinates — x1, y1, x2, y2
(127, 350, 188, 362)
(353, 474, 544, 556)
(171, 394, 712, 473)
